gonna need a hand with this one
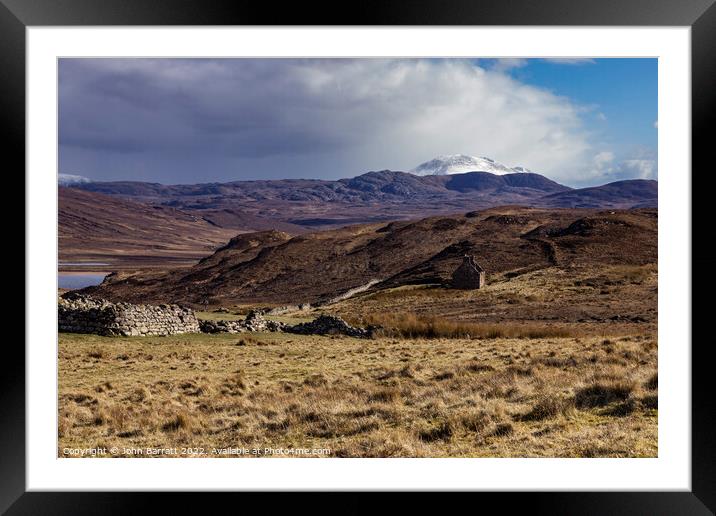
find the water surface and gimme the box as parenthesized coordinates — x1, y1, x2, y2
(59, 262, 110, 267)
(58, 273, 107, 290)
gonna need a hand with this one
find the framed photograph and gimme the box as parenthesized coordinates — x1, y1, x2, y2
(7, 0, 714, 512)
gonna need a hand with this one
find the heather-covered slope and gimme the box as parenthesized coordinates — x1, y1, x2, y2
(82, 207, 657, 307)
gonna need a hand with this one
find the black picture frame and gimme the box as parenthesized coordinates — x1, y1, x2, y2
(5, 0, 714, 513)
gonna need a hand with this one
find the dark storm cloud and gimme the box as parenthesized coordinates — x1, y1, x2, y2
(60, 59, 348, 161)
(59, 58, 645, 185)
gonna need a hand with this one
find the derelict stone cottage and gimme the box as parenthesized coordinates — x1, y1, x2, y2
(451, 255, 486, 289)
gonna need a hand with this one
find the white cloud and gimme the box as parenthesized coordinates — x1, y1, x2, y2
(491, 58, 529, 72)
(585, 150, 657, 183)
(593, 151, 615, 168)
(654, 120, 658, 129)
(58, 173, 91, 185)
(60, 58, 650, 186)
(619, 159, 657, 179)
(542, 58, 596, 65)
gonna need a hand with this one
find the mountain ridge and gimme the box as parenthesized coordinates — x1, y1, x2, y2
(65, 170, 656, 231)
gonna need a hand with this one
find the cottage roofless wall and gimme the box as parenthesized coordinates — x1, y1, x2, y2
(451, 255, 486, 289)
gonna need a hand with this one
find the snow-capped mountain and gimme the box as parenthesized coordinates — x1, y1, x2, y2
(410, 154, 531, 176)
(59, 174, 91, 186)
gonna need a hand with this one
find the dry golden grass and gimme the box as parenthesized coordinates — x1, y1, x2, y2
(347, 312, 576, 339)
(195, 311, 243, 322)
(332, 264, 657, 337)
(196, 310, 314, 325)
(58, 330, 657, 458)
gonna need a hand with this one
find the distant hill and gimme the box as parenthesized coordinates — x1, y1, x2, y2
(538, 179, 658, 209)
(66, 170, 656, 235)
(59, 187, 236, 267)
(70, 169, 567, 202)
(81, 206, 657, 307)
(443, 171, 568, 193)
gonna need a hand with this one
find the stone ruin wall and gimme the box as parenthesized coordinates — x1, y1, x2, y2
(58, 295, 200, 337)
(59, 295, 373, 339)
(452, 267, 485, 289)
(451, 256, 486, 289)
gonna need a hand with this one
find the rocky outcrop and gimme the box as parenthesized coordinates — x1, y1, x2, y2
(285, 314, 374, 338)
(58, 294, 199, 336)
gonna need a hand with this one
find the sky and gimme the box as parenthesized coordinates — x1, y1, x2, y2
(59, 58, 657, 188)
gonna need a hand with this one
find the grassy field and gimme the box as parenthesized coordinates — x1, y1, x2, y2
(195, 310, 314, 324)
(333, 264, 658, 337)
(58, 329, 657, 458)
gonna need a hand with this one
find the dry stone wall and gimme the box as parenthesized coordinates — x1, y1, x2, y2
(199, 311, 286, 334)
(59, 295, 373, 339)
(285, 314, 374, 338)
(59, 294, 200, 336)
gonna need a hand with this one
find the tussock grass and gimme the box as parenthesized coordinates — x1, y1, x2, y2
(161, 411, 198, 433)
(352, 312, 576, 340)
(360, 285, 456, 302)
(610, 264, 657, 284)
(126, 386, 152, 402)
(574, 264, 657, 288)
(519, 395, 575, 422)
(87, 348, 106, 360)
(368, 387, 401, 403)
(418, 420, 454, 442)
(457, 411, 493, 432)
(602, 398, 638, 417)
(220, 372, 248, 396)
(332, 265, 657, 341)
(58, 331, 657, 458)
(236, 336, 256, 346)
(486, 423, 514, 437)
(641, 394, 658, 410)
(574, 381, 635, 408)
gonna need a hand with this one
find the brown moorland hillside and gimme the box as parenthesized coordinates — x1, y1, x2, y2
(80, 207, 657, 310)
(59, 187, 237, 268)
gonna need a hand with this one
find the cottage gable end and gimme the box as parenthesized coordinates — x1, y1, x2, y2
(451, 255, 486, 289)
